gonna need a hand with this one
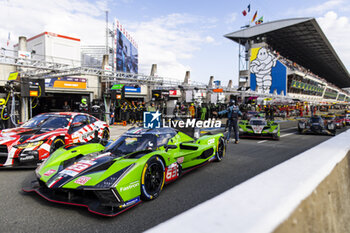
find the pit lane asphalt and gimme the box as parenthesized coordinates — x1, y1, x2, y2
(0, 121, 348, 233)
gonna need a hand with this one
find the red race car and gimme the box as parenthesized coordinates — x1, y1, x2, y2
(345, 114, 350, 126)
(0, 112, 109, 168)
(334, 115, 346, 129)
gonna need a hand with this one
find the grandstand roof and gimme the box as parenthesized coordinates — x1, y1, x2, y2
(225, 18, 350, 88)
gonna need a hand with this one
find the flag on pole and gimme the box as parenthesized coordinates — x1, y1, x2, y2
(6, 32, 10, 46)
(242, 4, 251, 16)
(251, 11, 258, 22)
(255, 16, 264, 25)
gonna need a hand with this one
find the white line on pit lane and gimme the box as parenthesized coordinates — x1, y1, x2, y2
(280, 127, 297, 132)
(280, 132, 296, 137)
(257, 132, 296, 143)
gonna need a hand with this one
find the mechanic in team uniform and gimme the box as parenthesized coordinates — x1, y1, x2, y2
(136, 102, 144, 123)
(216, 100, 242, 144)
(79, 98, 89, 113)
(63, 101, 71, 112)
(130, 101, 137, 125)
(121, 102, 130, 123)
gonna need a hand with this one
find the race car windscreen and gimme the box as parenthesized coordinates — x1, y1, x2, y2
(310, 117, 322, 123)
(322, 116, 335, 120)
(249, 120, 266, 125)
(105, 133, 174, 157)
(22, 114, 70, 129)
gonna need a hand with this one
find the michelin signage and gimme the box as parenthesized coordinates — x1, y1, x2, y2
(249, 47, 287, 95)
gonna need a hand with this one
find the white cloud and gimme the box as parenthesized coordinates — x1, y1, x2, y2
(0, 1, 214, 81)
(127, 13, 217, 80)
(289, 0, 349, 16)
(205, 36, 215, 43)
(0, 0, 107, 47)
(226, 13, 237, 24)
(317, 11, 350, 69)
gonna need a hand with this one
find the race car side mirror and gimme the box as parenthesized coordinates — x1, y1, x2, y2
(165, 144, 177, 152)
(71, 122, 84, 128)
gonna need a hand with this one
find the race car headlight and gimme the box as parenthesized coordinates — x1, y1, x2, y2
(15, 140, 44, 149)
(94, 164, 134, 189)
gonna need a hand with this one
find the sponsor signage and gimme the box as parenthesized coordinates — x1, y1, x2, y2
(152, 90, 169, 100)
(45, 77, 87, 89)
(213, 80, 221, 86)
(18, 50, 31, 59)
(29, 90, 38, 97)
(111, 84, 124, 90)
(21, 79, 45, 98)
(124, 86, 141, 93)
(8, 72, 19, 81)
(213, 88, 223, 93)
(169, 90, 177, 96)
(250, 47, 287, 95)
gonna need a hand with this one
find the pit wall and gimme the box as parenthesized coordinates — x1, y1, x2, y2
(147, 129, 350, 233)
(274, 152, 350, 233)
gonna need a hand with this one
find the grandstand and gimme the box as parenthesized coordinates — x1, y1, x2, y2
(225, 18, 350, 103)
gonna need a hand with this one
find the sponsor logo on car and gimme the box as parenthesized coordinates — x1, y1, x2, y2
(74, 176, 91, 185)
(43, 169, 56, 176)
(119, 181, 140, 192)
(176, 157, 184, 164)
(119, 197, 140, 208)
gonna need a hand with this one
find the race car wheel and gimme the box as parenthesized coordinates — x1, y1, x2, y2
(101, 129, 110, 146)
(273, 133, 280, 140)
(215, 137, 225, 162)
(50, 138, 65, 154)
(141, 156, 165, 201)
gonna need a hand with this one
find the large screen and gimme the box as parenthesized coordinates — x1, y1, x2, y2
(114, 20, 138, 74)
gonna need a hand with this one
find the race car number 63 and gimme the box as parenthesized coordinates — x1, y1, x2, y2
(67, 163, 91, 172)
(166, 164, 178, 180)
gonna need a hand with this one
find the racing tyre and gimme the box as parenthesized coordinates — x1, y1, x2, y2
(141, 156, 165, 201)
(273, 133, 280, 140)
(50, 138, 65, 154)
(100, 129, 110, 146)
(215, 137, 226, 162)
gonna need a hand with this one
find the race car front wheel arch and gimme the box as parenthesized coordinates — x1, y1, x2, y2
(140, 156, 165, 201)
(101, 129, 110, 146)
(50, 137, 65, 153)
(215, 137, 225, 162)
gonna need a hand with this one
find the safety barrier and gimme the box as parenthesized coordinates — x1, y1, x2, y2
(146, 129, 350, 233)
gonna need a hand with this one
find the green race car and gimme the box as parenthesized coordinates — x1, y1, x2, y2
(23, 127, 225, 216)
(238, 117, 280, 140)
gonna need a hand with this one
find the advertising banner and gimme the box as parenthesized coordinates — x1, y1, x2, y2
(249, 47, 287, 95)
(124, 86, 141, 93)
(45, 77, 87, 89)
(114, 19, 138, 74)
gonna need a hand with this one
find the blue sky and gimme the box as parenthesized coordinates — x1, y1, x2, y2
(1, 0, 350, 85)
